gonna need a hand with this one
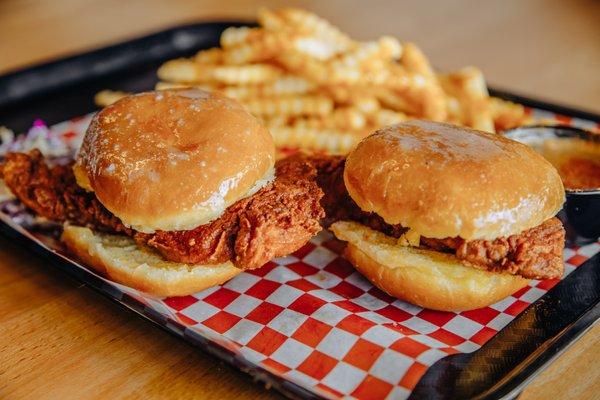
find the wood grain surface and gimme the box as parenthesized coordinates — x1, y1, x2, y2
(0, 1, 599, 399)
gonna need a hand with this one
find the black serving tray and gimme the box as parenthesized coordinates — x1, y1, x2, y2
(1, 21, 599, 400)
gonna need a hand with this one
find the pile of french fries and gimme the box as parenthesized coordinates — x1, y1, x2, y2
(96, 8, 531, 154)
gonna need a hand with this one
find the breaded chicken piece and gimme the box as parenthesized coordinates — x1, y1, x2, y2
(0, 151, 323, 270)
(0, 150, 131, 234)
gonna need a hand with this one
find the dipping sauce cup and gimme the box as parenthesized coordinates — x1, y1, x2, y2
(504, 125, 600, 245)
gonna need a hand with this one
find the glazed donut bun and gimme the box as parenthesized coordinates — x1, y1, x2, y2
(330, 221, 527, 312)
(74, 89, 275, 233)
(343, 120, 564, 240)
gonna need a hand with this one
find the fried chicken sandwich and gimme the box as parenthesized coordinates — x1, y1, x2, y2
(323, 120, 565, 311)
(0, 89, 324, 296)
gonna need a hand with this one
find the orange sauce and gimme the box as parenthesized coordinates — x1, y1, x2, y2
(558, 157, 600, 190)
(537, 137, 600, 190)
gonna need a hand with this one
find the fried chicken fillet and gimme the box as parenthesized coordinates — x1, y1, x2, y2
(310, 155, 564, 280)
(0, 150, 323, 270)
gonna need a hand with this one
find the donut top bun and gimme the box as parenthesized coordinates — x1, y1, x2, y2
(75, 89, 275, 233)
(344, 120, 565, 240)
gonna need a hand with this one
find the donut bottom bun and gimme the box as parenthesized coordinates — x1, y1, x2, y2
(330, 221, 528, 312)
(61, 225, 241, 297)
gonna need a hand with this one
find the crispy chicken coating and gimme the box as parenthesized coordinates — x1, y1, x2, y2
(0, 150, 131, 234)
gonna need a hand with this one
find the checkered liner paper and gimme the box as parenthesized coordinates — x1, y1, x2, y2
(1, 109, 599, 400)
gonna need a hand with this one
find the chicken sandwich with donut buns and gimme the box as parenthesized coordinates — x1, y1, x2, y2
(0, 89, 325, 296)
(320, 120, 566, 311)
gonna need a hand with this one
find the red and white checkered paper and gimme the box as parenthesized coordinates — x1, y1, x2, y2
(1, 110, 599, 400)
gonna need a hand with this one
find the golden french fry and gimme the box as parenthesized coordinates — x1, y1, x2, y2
(220, 26, 261, 48)
(222, 76, 315, 100)
(401, 42, 435, 78)
(269, 126, 361, 154)
(155, 81, 189, 90)
(159, 60, 282, 85)
(243, 95, 333, 117)
(331, 107, 367, 130)
(221, 44, 264, 65)
(157, 59, 216, 83)
(257, 7, 286, 31)
(337, 36, 402, 69)
(371, 109, 408, 126)
(221, 86, 260, 100)
(327, 61, 411, 89)
(212, 64, 282, 84)
(374, 87, 420, 115)
(350, 96, 380, 115)
(412, 81, 449, 122)
(276, 8, 352, 49)
(94, 90, 129, 107)
(267, 76, 315, 96)
(293, 107, 366, 130)
(489, 97, 532, 131)
(221, 31, 308, 64)
(320, 84, 354, 104)
(276, 51, 329, 83)
(321, 88, 380, 116)
(445, 96, 462, 122)
(383, 45, 447, 120)
(439, 67, 494, 132)
(262, 114, 290, 128)
(222, 40, 279, 65)
(331, 67, 393, 86)
(374, 80, 447, 121)
(155, 81, 218, 92)
(194, 47, 224, 64)
(378, 36, 403, 60)
(291, 117, 323, 129)
(293, 36, 345, 60)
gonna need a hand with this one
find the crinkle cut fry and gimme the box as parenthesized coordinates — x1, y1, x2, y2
(1, 151, 324, 270)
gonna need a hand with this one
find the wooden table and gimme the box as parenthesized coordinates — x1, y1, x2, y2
(1, 1, 599, 399)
